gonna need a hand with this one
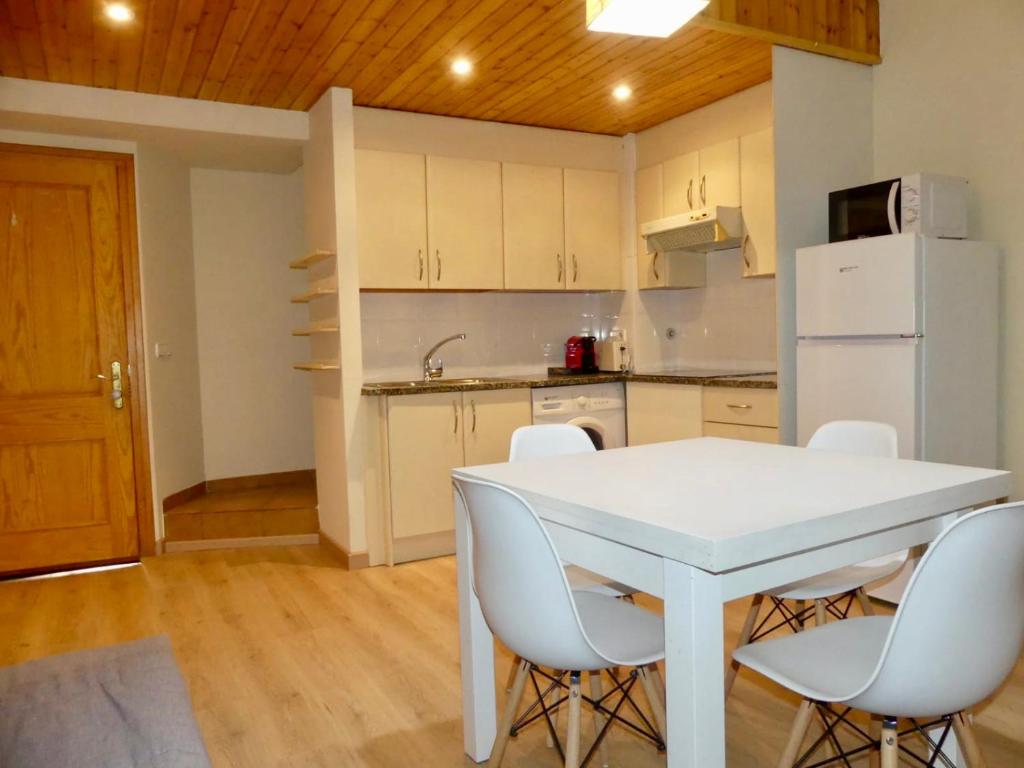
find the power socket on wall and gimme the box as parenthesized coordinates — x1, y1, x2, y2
(154, 342, 173, 359)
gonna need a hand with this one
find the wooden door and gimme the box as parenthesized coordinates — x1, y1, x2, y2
(355, 149, 428, 289)
(698, 138, 740, 209)
(739, 129, 777, 278)
(387, 392, 464, 540)
(426, 156, 503, 290)
(502, 163, 565, 290)
(0, 146, 145, 575)
(462, 389, 532, 467)
(663, 151, 699, 215)
(563, 168, 621, 291)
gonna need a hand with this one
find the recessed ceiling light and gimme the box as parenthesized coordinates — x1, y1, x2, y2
(587, 0, 709, 38)
(612, 84, 633, 101)
(451, 58, 473, 77)
(104, 2, 134, 23)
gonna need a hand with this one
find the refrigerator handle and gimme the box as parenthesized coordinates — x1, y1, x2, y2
(887, 180, 901, 234)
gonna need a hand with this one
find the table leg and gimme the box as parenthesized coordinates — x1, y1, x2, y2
(663, 558, 726, 768)
(456, 490, 496, 762)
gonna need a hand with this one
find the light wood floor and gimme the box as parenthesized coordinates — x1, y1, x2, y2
(2, 546, 1022, 767)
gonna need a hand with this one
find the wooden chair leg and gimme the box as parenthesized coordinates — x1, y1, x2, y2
(952, 711, 988, 768)
(880, 717, 899, 768)
(489, 659, 530, 767)
(638, 665, 668, 744)
(795, 600, 807, 631)
(868, 715, 881, 768)
(505, 655, 522, 691)
(814, 599, 827, 627)
(856, 588, 876, 616)
(565, 672, 583, 768)
(777, 699, 815, 768)
(588, 671, 610, 768)
(726, 594, 764, 698)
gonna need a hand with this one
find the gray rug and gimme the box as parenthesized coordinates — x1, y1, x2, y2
(0, 635, 211, 768)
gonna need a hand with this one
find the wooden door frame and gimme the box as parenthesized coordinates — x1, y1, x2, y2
(1, 143, 156, 557)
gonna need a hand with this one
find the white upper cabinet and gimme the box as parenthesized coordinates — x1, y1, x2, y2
(502, 163, 565, 290)
(636, 164, 665, 289)
(663, 151, 699, 216)
(697, 137, 740, 210)
(356, 149, 428, 289)
(563, 168, 621, 291)
(426, 156, 504, 290)
(740, 128, 776, 277)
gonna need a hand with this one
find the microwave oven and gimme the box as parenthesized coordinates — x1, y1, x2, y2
(828, 173, 968, 243)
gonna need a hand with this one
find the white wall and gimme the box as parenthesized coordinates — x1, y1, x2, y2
(772, 47, 875, 444)
(190, 168, 313, 481)
(135, 145, 207, 520)
(630, 83, 777, 372)
(873, 0, 1024, 489)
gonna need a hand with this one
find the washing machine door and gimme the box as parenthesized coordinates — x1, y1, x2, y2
(568, 416, 607, 450)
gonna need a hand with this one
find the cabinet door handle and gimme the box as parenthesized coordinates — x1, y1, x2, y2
(418, 249, 424, 281)
(436, 249, 442, 282)
(700, 174, 707, 206)
(453, 401, 459, 434)
(741, 234, 751, 270)
(572, 253, 578, 283)
(557, 253, 563, 283)
(727, 403, 752, 409)
(471, 400, 477, 433)
(652, 251, 660, 281)
(686, 178, 693, 210)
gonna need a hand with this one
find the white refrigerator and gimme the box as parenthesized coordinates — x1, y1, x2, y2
(796, 233, 1000, 600)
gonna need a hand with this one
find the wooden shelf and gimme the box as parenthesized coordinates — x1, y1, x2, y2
(294, 360, 340, 372)
(291, 279, 337, 303)
(289, 249, 335, 269)
(292, 319, 340, 336)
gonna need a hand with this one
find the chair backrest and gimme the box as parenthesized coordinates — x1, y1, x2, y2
(509, 424, 596, 462)
(847, 501, 1024, 717)
(807, 420, 899, 458)
(454, 477, 609, 671)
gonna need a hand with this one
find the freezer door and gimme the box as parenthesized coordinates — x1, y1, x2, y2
(796, 234, 921, 337)
(797, 338, 920, 459)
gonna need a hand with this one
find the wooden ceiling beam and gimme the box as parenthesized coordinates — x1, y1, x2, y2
(695, 0, 881, 65)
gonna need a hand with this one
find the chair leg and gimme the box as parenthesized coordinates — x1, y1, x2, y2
(505, 655, 522, 691)
(856, 588, 876, 616)
(565, 672, 583, 768)
(547, 670, 563, 748)
(489, 659, 530, 767)
(589, 671, 610, 768)
(868, 715, 881, 768)
(638, 665, 668, 745)
(726, 594, 764, 698)
(952, 711, 988, 768)
(814, 599, 827, 627)
(777, 699, 815, 768)
(880, 716, 899, 768)
(795, 600, 807, 630)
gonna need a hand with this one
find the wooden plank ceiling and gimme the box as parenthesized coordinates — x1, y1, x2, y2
(0, 0, 880, 136)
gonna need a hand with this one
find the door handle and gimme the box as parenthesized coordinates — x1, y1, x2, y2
(557, 253, 563, 283)
(727, 403, 752, 409)
(700, 174, 707, 206)
(652, 251, 660, 281)
(471, 400, 477, 433)
(436, 250, 442, 282)
(686, 178, 693, 209)
(572, 253, 578, 283)
(103, 361, 124, 409)
(742, 234, 751, 270)
(418, 249, 424, 282)
(453, 401, 459, 434)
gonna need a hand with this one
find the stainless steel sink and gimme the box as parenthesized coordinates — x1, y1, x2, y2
(364, 377, 511, 389)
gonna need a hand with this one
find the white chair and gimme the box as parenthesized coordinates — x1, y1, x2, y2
(455, 477, 667, 768)
(733, 500, 1024, 767)
(727, 420, 907, 697)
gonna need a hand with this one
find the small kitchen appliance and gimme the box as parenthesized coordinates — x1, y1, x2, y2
(597, 328, 632, 372)
(564, 335, 598, 373)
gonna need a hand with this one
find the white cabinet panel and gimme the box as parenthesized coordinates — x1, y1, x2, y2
(626, 383, 703, 446)
(663, 151, 699, 215)
(636, 164, 665, 289)
(739, 128, 776, 278)
(502, 163, 565, 290)
(463, 389, 532, 467)
(698, 138, 740, 209)
(564, 168, 621, 291)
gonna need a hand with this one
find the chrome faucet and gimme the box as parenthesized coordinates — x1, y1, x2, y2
(422, 333, 466, 381)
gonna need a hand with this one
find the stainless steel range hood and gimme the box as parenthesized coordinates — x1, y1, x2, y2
(641, 207, 743, 253)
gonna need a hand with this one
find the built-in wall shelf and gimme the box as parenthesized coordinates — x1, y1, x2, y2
(294, 360, 340, 372)
(292, 319, 341, 336)
(291, 278, 338, 303)
(289, 249, 335, 269)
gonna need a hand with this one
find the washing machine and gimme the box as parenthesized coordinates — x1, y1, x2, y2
(530, 383, 626, 450)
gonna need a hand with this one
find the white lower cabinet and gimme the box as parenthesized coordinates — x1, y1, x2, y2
(384, 389, 531, 562)
(702, 386, 779, 443)
(626, 382, 703, 446)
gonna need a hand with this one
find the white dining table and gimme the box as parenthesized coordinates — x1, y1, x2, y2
(452, 437, 1011, 768)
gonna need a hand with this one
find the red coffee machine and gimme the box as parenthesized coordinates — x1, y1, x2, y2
(565, 335, 598, 373)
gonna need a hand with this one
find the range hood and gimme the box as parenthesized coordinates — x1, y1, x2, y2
(641, 207, 743, 253)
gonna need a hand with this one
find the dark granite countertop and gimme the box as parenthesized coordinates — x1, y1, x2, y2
(362, 368, 776, 396)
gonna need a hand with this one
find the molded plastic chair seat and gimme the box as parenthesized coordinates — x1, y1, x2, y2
(568, 568, 637, 599)
(572, 591, 665, 668)
(765, 554, 907, 601)
(733, 615, 893, 702)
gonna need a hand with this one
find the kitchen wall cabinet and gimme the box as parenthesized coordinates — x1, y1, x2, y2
(564, 168, 621, 291)
(626, 383, 703, 446)
(663, 151, 699, 216)
(502, 163, 566, 291)
(426, 156, 504, 290)
(697, 138, 741, 210)
(739, 129, 776, 278)
(383, 389, 531, 562)
(702, 386, 779, 443)
(636, 164, 705, 291)
(356, 149, 428, 289)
